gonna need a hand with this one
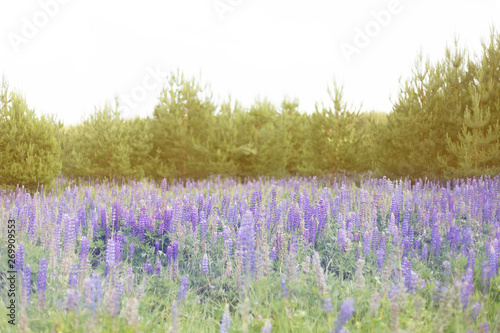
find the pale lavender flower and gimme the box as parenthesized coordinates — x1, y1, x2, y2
(323, 298, 332, 313)
(261, 321, 272, 333)
(202, 253, 209, 274)
(37, 258, 47, 307)
(220, 305, 231, 333)
(177, 275, 189, 303)
(334, 298, 354, 333)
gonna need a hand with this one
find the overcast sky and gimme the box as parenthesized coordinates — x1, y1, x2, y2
(1, 0, 499, 125)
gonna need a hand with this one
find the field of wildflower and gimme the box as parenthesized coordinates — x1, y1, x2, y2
(1, 175, 499, 332)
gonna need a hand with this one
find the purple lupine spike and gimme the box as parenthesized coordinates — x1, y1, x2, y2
(371, 228, 379, 252)
(200, 216, 207, 241)
(37, 258, 48, 307)
(323, 298, 332, 313)
(472, 302, 481, 321)
(488, 245, 498, 279)
(202, 253, 209, 274)
(461, 268, 474, 309)
(69, 263, 78, 289)
(172, 241, 179, 261)
(220, 304, 231, 333)
(155, 241, 160, 253)
(23, 263, 31, 306)
(177, 275, 189, 303)
(191, 205, 198, 232)
(403, 258, 412, 292)
(79, 237, 90, 273)
(65, 289, 80, 312)
(238, 211, 256, 278)
(363, 231, 370, 257)
(144, 263, 153, 274)
(27, 202, 35, 240)
(338, 228, 347, 252)
(138, 206, 147, 242)
(467, 249, 475, 272)
(114, 233, 124, 263)
(166, 245, 173, 266)
(129, 243, 135, 260)
(156, 260, 162, 275)
(105, 237, 116, 276)
(17, 242, 25, 272)
(280, 278, 288, 298)
(421, 243, 428, 262)
(334, 298, 355, 333)
(377, 248, 385, 271)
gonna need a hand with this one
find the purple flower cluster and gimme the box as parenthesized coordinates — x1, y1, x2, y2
(334, 298, 355, 333)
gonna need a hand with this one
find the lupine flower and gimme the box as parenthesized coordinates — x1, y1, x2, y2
(156, 260, 162, 275)
(334, 298, 355, 333)
(105, 237, 116, 276)
(338, 228, 347, 252)
(104, 287, 120, 317)
(22, 264, 31, 307)
(472, 302, 481, 321)
(79, 237, 90, 278)
(421, 243, 428, 262)
(281, 278, 288, 298)
(238, 211, 256, 278)
(377, 248, 385, 271)
(37, 258, 47, 307)
(64, 289, 80, 312)
(461, 268, 474, 308)
(167, 245, 173, 266)
(17, 242, 25, 272)
(83, 273, 103, 311)
(261, 320, 272, 333)
(488, 245, 498, 279)
(129, 243, 135, 259)
(144, 263, 153, 274)
(202, 253, 209, 274)
(177, 275, 189, 303)
(220, 304, 231, 333)
(172, 241, 179, 261)
(467, 248, 475, 272)
(323, 298, 332, 313)
(402, 258, 412, 292)
(69, 263, 78, 289)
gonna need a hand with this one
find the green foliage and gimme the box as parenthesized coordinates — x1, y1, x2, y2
(0, 77, 61, 192)
(301, 81, 365, 179)
(152, 70, 217, 180)
(440, 86, 500, 178)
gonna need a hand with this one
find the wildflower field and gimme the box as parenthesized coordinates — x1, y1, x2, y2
(1, 175, 500, 333)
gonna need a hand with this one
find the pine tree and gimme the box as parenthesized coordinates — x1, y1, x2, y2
(440, 86, 500, 178)
(66, 99, 132, 180)
(301, 81, 363, 180)
(152, 71, 216, 180)
(0, 77, 61, 192)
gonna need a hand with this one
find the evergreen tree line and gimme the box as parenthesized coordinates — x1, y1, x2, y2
(1, 30, 499, 191)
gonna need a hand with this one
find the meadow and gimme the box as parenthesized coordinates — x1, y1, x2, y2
(1, 175, 499, 332)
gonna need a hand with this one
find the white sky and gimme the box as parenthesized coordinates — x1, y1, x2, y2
(1, 0, 499, 125)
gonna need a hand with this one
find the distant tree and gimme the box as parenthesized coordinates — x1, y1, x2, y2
(125, 116, 155, 179)
(439, 86, 500, 178)
(301, 81, 363, 181)
(152, 71, 216, 180)
(280, 98, 308, 175)
(376, 43, 474, 179)
(0, 77, 61, 192)
(66, 100, 133, 180)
